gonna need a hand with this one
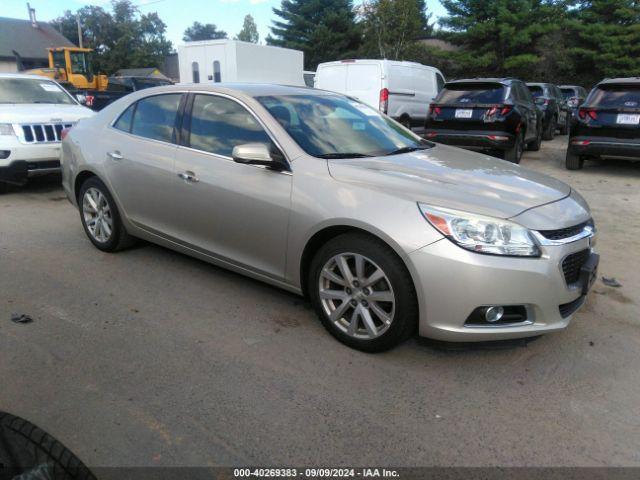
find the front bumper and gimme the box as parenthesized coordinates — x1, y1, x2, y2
(569, 136, 640, 159)
(407, 234, 595, 342)
(423, 129, 515, 151)
(0, 140, 62, 184)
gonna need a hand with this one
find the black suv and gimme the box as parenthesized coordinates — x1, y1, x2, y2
(566, 77, 640, 170)
(560, 85, 589, 115)
(526, 82, 571, 138)
(424, 78, 542, 163)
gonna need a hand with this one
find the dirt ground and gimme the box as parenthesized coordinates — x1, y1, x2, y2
(0, 136, 639, 468)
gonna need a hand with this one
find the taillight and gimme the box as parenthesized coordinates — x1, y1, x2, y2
(578, 108, 597, 120)
(60, 127, 71, 140)
(500, 105, 512, 115)
(486, 105, 511, 117)
(85, 95, 95, 107)
(429, 104, 441, 116)
(379, 88, 389, 114)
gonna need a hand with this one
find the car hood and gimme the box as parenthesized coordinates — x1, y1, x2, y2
(327, 143, 572, 220)
(0, 104, 94, 124)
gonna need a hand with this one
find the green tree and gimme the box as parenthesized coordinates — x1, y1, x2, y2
(439, 0, 567, 79)
(183, 21, 228, 42)
(51, 0, 172, 74)
(567, 0, 640, 86)
(360, 0, 428, 59)
(267, 0, 362, 70)
(236, 14, 259, 43)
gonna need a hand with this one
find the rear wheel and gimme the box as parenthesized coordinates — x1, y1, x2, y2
(527, 123, 543, 151)
(558, 114, 570, 135)
(309, 233, 418, 352)
(78, 177, 135, 252)
(502, 131, 524, 163)
(565, 150, 584, 170)
(0, 182, 8, 194)
(543, 116, 556, 140)
(399, 115, 412, 129)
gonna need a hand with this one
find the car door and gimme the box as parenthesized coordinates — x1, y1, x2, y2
(103, 92, 184, 237)
(172, 92, 292, 280)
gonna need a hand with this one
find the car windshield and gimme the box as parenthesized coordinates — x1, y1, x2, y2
(436, 84, 505, 104)
(256, 94, 432, 158)
(0, 78, 76, 105)
(527, 86, 545, 98)
(589, 85, 640, 108)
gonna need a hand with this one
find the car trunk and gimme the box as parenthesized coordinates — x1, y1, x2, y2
(429, 82, 509, 131)
(580, 84, 640, 139)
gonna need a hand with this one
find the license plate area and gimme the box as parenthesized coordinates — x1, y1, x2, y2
(455, 109, 473, 119)
(616, 114, 640, 125)
(579, 252, 600, 295)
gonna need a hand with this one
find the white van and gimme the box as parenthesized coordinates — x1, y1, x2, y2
(315, 59, 445, 128)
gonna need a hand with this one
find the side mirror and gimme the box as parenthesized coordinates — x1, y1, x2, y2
(232, 143, 288, 171)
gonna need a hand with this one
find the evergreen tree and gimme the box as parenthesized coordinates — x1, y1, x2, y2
(183, 22, 228, 42)
(236, 14, 259, 43)
(267, 0, 362, 69)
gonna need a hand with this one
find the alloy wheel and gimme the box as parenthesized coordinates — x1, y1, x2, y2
(318, 253, 395, 340)
(82, 187, 113, 243)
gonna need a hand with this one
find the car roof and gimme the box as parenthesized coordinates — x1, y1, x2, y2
(147, 82, 332, 98)
(526, 82, 553, 87)
(0, 73, 58, 81)
(598, 77, 640, 85)
(446, 78, 517, 85)
(559, 85, 581, 89)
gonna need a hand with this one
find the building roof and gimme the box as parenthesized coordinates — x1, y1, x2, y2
(0, 16, 75, 60)
(113, 68, 170, 79)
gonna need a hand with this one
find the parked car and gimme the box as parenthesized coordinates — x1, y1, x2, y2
(82, 75, 174, 111)
(566, 77, 640, 170)
(0, 74, 94, 193)
(315, 59, 445, 128)
(560, 85, 589, 115)
(424, 78, 542, 163)
(62, 84, 598, 352)
(526, 82, 571, 138)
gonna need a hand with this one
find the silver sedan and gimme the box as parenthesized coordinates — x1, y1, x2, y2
(61, 84, 598, 352)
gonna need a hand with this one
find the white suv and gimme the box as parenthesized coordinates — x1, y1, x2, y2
(0, 74, 94, 192)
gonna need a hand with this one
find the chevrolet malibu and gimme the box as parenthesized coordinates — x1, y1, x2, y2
(61, 84, 599, 352)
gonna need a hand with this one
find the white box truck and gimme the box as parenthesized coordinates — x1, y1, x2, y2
(177, 40, 305, 86)
(315, 59, 446, 128)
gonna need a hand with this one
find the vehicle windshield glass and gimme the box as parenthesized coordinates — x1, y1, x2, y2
(589, 85, 640, 108)
(561, 88, 576, 99)
(436, 84, 505, 104)
(256, 94, 431, 158)
(0, 78, 76, 105)
(70, 51, 91, 75)
(527, 86, 545, 98)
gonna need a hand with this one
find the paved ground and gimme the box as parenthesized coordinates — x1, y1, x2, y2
(1, 137, 639, 468)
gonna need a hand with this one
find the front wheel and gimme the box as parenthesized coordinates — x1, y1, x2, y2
(502, 131, 524, 163)
(78, 177, 135, 252)
(309, 233, 418, 352)
(565, 150, 584, 170)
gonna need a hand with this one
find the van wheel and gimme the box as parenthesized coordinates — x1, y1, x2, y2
(399, 116, 412, 129)
(502, 132, 524, 164)
(566, 151, 584, 170)
(308, 233, 418, 353)
(78, 177, 135, 252)
(543, 116, 556, 140)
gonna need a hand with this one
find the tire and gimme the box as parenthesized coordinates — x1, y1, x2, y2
(558, 115, 569, 135)
(542, 116, 556, 141)
(0, 411, 96, 480)
(502, 131, 524, 164)
(308, 233, 418, 352)
(527, 123, 543, 151)
(399, 116, 412, 129)
(565, 150, 584, 170)
(0, 182, 8, 194)
(78, 176, 135, 252)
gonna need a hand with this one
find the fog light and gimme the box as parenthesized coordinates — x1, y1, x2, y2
(485, 306, 505, 323)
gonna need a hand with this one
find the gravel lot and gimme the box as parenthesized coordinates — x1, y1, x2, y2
(0, 137, 639, 468)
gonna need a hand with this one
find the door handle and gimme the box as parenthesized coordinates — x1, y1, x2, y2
(107, 151, 123, 161)
(178, 171, 199, 183)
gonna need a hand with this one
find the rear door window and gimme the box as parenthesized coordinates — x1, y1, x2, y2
(589, 85, 640, 109)
(437, 84, 505, 104)
(130, 93, 182, 143)
(188, 94, 272, 157)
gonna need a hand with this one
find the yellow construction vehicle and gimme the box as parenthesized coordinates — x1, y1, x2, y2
(27, 47, 109, 91)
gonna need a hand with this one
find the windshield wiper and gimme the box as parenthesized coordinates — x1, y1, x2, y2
(385, 145, 432, 156)
(317, 153, 374, 159)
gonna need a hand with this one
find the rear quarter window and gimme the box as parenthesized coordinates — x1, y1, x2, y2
(437, 84, 505, 104)
(589, 85, 640, 108)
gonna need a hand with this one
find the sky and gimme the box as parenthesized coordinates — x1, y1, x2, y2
(2, 0, 447, 47)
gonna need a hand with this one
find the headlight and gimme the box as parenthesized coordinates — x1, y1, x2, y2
(419, 204, 540, 257)
(0, 124, 14, 136)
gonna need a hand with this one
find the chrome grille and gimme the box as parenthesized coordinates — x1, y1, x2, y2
(18, 123, 73, 144)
